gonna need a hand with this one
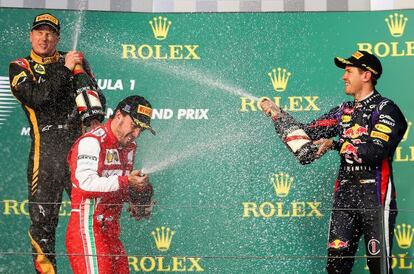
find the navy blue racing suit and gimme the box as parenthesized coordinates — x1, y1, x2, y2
(272, 90, 407, 273)
(307, 91, 406, 273)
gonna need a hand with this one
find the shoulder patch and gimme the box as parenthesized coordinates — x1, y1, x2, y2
(11, 58, 30, 70)
(90, 127, 106, 138)
(11, 71, 28, 88)
(341, 115, 351, 123)
(378, 100, 390, 111)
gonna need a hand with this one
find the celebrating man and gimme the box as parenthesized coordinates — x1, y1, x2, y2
(66, 95, 155, 274)
(261, 50, 407, 273)
(9, 12, 105, 273)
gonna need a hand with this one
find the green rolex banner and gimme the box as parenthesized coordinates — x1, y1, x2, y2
(0, 8, 413, 273)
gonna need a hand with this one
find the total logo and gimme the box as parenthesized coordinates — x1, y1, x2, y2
(240, 66, 320, 114)
(128, 226, 204, 272)
(122, 16, 200, 60)
(242, 172, 322, 219)
(357, 12, 413, 57)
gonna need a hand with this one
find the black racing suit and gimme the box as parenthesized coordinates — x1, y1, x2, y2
(273, 91, 407, 273)
(9, 50, 105, 274)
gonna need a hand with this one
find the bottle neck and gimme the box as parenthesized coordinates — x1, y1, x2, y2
(73, 64, 85, 75)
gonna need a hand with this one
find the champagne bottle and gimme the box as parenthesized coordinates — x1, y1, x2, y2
(73, 64, 104, 127)
(270, 109, 318, 165)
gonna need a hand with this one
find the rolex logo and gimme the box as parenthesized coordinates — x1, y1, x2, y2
(149, 16, 172, 40)
(151, 226, 175, 251)
(394, 223, 414, 249)
(402, 121, 411, 142)
(268, 67, 291, 92)
(385, 13, 408, 37)
(271, 172, 294, 197)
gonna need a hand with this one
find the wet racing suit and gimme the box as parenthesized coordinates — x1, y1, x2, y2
(9, 50, 104, 274)
(307, 91, 406, 273)
(66, 119, 135, 274)
(272, 90, 407, 273)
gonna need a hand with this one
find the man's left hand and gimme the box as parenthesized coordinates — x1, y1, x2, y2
(314, 138, 334, 158)
(128, 180, 154, 221)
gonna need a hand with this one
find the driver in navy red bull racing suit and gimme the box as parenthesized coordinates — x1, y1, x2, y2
(305, 90, 406, 273)
(261, 50, 407, 274)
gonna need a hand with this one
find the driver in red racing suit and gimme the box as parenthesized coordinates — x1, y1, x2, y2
(261, 50, 407, 274)
(66, 96, 155, 274)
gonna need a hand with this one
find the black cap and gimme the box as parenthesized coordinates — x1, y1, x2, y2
(32, 13, 60, 35)
(334, 50, 382, 79)
(115, 95, 155, 135)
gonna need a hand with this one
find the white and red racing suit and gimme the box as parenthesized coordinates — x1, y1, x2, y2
(66, 119, 136, 274)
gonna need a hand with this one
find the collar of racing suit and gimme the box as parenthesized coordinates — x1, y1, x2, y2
(354, 90, 380, 108)
(30, 50, 60, 64)
(104, 119, 119, 147)
(357, 90, 374, 102)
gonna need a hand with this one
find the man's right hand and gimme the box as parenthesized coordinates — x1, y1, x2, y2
(65, 51, 84, 71)
(127, 170, 154, 221)
(128, 170, 149, 190)
(260, 98, 281, 119)
(313, 138, 334, 158)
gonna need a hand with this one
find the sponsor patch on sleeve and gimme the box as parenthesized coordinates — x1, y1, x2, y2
(375, 124, 392, 134)
(77, 154, 98, 161)
(341, 115, 351, 123)
(370, 130, 389, 142)
(12, 58, 29, 69)
(11, 71, 27, 88)
(91, 128, 106, 137)
(378, 119, 395, 127)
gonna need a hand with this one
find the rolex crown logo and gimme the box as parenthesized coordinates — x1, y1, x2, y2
(149, 16, 172, 40)
(402, 120, 411, 142)
(271, 172, 294, 197)
(268, 67, 291, 92)
(151, 226, 175, 251)
(385, 13, 408, 37)
(394, 223, 414, 249)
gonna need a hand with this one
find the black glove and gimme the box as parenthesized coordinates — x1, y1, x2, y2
(128, 183, 154, 221)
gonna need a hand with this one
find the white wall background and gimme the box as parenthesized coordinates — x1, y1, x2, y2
(0, 0, 413, 12)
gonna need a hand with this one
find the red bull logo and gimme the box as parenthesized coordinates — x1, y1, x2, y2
(329, 239, 348, 249)
(343, 124, 368, 139)
(340, 141, 358, 156)
(340, 141, 362, 163)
